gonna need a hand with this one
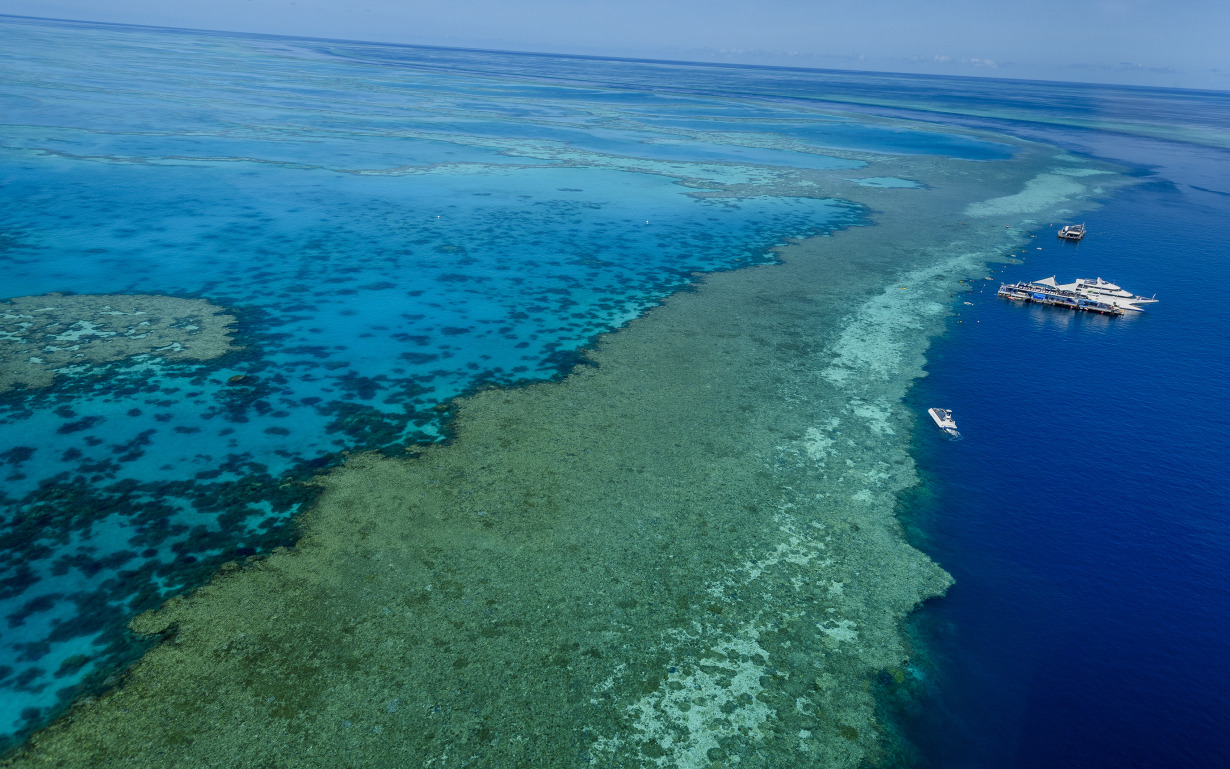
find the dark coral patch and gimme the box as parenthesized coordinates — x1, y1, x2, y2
(1, 446, 36, 464)
(55, 416, 105, 434)
(400, 352, 439, 365)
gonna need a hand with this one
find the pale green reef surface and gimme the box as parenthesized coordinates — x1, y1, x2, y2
(0, 294, 237, 393)
(3, 139, 1130, 768)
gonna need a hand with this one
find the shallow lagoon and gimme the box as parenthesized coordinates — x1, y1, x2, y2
(0, 15, 1171, 767)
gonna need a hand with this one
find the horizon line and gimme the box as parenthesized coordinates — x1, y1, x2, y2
(4, 12, 1228, 96)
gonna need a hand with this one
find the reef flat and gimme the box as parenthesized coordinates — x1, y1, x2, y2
(0, 294, 236, 392)
(2, 141, 1128, 767)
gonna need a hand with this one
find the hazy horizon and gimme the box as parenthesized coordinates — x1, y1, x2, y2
(1, 1, 1226, 91)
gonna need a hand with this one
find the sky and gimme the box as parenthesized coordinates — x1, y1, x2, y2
(2, 0, 1227, 90)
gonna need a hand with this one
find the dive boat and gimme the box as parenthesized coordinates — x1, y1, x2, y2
(928, 408, 961, 438)
(1058, 223, 1086, 241)
(1030, 276, 1158, 312)
(997, 280, 1122, 314)
(1071, 277, 1158, 312)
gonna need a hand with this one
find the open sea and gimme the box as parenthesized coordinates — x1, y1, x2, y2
(900, 155, 1230, 766)
(1, 14, 1228, 766)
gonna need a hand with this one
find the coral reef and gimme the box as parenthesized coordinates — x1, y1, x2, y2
(0, 294, 237, 392)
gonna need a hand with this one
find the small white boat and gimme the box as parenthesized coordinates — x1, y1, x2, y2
(928, 408, 961, 438)
(1058, 223, 1086, 241)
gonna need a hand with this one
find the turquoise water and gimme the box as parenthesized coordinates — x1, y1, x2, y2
(849, 176, 923, 188)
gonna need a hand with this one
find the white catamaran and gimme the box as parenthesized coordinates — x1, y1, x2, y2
(1029, 276, 1158, 312)
(1058, 223, 1086, 240)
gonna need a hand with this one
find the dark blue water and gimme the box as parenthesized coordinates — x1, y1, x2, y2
(904, 174, 1230, 766)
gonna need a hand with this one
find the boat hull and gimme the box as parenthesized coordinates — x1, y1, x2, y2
(928, 408, 961, 438)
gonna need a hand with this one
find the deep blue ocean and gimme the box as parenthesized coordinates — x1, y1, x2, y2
(903, 160, 1230, 765)
(2, 14, 1229, 765)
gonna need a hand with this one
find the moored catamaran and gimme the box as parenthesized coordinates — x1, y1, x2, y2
(997, 276, 1157, 315)
(1058, 223, 1086, 240)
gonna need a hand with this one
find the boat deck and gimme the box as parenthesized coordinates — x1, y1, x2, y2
(1058, 224, 1086, 241)
(997, 281, 1123, 315)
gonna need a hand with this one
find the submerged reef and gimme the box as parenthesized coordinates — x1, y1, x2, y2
(0, 294, 237, 392)
(1, 142, 1131, 766)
